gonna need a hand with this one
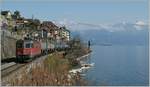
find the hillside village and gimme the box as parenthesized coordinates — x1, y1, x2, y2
(1, 10, 91, 62)
(1, 10, 70, 45)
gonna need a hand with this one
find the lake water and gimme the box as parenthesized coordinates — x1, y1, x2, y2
(83, 45, 149, 86)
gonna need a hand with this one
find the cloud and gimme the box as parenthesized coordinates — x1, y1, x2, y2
(134, 21, 147, 30)
(135, 21, 146, 26)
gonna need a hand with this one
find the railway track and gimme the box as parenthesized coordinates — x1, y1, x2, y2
(1, 54, 49, 78)
(1, 64, 25, 78)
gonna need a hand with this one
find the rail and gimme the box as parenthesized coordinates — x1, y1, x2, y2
(1, 64, 25, 78)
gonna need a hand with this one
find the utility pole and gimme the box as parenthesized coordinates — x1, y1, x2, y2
(46, 30, 48, 55)
(88, 40, 91, 49)
(32, 14, 34, 20)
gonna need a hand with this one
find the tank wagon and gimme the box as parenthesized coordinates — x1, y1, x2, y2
(40, 40, 55, 55)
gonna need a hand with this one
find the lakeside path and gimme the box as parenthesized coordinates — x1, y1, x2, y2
(76, 53, 91, 61)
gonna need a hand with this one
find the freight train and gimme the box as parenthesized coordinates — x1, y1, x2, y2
(16, 39, 69, 62)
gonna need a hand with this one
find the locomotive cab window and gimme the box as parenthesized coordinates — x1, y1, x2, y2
(25, 43, 33, 48)
(16, 43, 23, 48)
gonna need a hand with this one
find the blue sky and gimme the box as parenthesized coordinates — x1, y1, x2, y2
(1, 0, 148, 24)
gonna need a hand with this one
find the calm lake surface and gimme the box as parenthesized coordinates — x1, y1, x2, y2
(83, 45, 149, 86)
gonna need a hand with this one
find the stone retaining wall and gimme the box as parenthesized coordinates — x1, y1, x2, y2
(1, 35, 17, 60)
(1, 55, 48, 86)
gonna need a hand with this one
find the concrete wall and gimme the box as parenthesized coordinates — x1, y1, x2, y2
(1, 31, 17, 60)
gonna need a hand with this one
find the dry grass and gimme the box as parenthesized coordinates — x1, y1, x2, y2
(9, 52, 88, 86)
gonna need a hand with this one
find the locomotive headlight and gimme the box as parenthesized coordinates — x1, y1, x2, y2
(35, 33, 38, 37)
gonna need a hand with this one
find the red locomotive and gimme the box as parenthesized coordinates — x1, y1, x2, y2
(16, 39, 42, 62)
(16, 38, 68, 62)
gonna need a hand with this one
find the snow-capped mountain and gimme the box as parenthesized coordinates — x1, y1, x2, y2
(54, 19, 148, 32)
(54, 20, 149, 45)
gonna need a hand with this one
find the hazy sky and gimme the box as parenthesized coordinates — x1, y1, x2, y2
(1, 0, 148, 24)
